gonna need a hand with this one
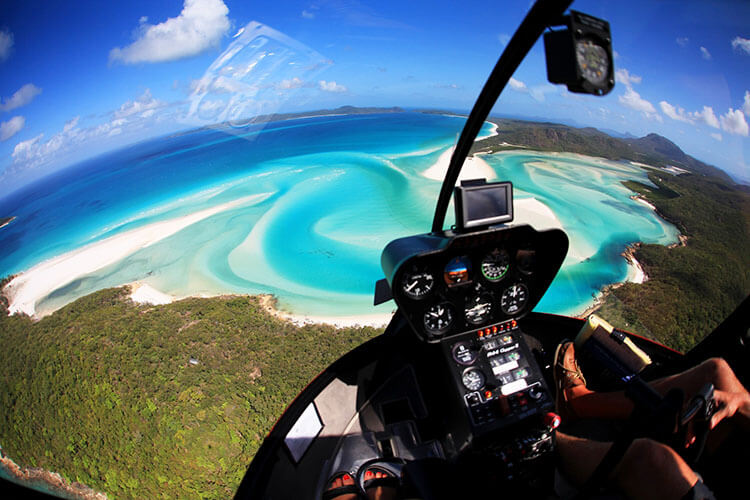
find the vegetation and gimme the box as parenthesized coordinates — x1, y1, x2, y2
(597, 172, 750, 352)
(471, 118, 733, 182)
(0, 290, 382, 498)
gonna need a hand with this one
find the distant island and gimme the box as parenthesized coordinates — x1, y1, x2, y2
(0, 217, 15, 229)
(170, 106, 406, 137)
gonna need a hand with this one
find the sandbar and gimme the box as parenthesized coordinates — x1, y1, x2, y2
(422, 146, 498, 183)
(4, 194, 270, 317)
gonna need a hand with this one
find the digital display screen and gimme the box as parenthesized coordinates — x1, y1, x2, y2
(455, 182, 513, 229)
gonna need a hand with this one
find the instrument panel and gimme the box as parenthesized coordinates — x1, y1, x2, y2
(382, 224, 568, 343)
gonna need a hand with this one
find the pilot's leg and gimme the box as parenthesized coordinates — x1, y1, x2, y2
(559, 342, 750, 426)
(555, 431, 707, 500)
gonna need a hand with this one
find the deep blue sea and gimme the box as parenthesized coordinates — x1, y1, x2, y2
(0, 112, 677, 318)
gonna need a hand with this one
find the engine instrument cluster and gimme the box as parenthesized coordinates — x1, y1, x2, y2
(383, 225, 568, 343)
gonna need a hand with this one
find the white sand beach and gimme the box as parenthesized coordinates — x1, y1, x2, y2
(4, 194, 270, 317)
(129, 282, 174, 305)
(421, 146, 498, 183)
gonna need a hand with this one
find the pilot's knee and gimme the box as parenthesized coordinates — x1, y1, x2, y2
(620, 438, 680, 478)
(702, 357, 731, 382)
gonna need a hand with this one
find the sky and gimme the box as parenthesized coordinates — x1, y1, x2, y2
(1, 0, 749, 196)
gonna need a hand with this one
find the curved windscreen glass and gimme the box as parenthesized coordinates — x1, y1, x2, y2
(0, 1, 747, 498)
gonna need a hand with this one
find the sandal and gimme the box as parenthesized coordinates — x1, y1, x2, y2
(322, 471, 360, 500)
(363, 465, 400, 491)
(553, 340, 586, 421)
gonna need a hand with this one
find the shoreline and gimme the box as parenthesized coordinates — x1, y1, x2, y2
(3, 194, 270, 318)
(0, 449, 107, 500)
(576, 242, 649, 318)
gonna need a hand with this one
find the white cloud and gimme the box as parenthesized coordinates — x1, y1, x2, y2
(620, 87, 658, 116)
(700, 46, 712, 60)
(498, 33, 511, 46)
(63, 116, 80, 133)
(508, 77, 527, 92)
(0, 83, 43, 112)
(731, 36, 750, 55)
(0, 116, 25, 141)
(615, 69, 642, 87)
(114, 89, 165, 119)
(743, 90, 750, 116)
(318, 80, 347, 93)
(659, 101, 691, 123)
(0, 30, 12, 62)
(720, 108, 749, 136)
(659, 101, 720, 129)
(692, 106, 719, 128)
(12, 134, 43, 161)
(279, 77, 305, 89)
(109, 0, 230, 64)
(676, 37, 689, 48)
(710, 133, 722, 141)
(302, 10, 315, 19)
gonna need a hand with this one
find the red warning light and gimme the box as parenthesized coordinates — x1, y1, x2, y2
(484, 390, 493, 400)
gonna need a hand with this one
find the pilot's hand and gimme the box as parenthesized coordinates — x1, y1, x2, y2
(708, 389, 738, 429)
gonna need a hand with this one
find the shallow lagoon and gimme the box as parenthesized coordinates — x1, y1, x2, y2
(0, 113, 678, 319)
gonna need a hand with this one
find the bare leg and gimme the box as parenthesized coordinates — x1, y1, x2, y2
(556, 432, 698, 500)
(565, 355, 750, 426)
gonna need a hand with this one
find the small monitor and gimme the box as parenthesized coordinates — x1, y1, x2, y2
(454, 180, 513, 231)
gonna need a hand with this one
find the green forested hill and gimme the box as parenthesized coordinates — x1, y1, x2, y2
(597, 172, 750, 351)
(0, 290, 382, 498)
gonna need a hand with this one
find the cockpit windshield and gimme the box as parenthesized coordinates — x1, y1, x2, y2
(0, 1, 748, 498)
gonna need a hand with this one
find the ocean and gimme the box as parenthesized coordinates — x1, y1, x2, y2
(0, 112, 678, 319)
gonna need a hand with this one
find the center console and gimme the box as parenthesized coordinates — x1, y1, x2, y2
(441, 319, 557, 473)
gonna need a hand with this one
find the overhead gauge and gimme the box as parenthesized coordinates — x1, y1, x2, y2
(576, 39, 609, 86)
(462, 368, 486, 391)
(401, 269, 434, 299)
(481, 249, 510, 281)
(500, 283, 529, 315)
(423, 303, 454, 336)
(464, 294, 493, 325)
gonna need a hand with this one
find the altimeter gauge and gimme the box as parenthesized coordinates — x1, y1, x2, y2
(401, 270, 434, 299)
(481, 249, 510, 281)
(423, 302, 454, 336)
(500, 283, 529, 315)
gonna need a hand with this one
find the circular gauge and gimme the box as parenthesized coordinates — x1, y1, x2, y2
(464, 294, 493, 325)
(500, 283, 529, 315)
(452, 342, 478, 366)
(423, 303, 454, 336)
(516, 249, 535, 275)
(575, 39, 609, 86)
(462, 368, 486, 391)
(444, 256, 472, 286)
(401, 270, 434, 299)
(481, 249, 510, 281)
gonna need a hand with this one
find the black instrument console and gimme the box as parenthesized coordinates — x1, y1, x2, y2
(442, 319, 553, 434)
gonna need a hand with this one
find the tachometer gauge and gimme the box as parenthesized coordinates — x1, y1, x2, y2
(423, 303, 454, 336)
(481, 249, 510, 281)
(500, 283, 529, 315)
(462, 368, 486, 391)
(401, 270, 434, 299)
(464, 294, 493, 325)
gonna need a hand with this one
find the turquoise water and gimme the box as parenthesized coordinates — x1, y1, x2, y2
(0, 113, 677, 318)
